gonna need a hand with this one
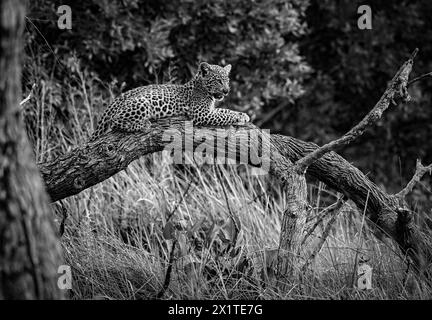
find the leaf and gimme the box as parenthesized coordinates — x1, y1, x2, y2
(162, 221, 176, 240)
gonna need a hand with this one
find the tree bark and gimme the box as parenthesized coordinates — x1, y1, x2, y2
(0, 0, 63, 299)
(276, 171, 307, 277)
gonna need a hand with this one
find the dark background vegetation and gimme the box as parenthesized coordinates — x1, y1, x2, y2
(24, 0, 432, 196)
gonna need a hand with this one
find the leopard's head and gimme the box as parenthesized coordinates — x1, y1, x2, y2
(196, 62, 231, 101)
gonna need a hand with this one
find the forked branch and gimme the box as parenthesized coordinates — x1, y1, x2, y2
(294, 49, 418, 173)
(397, 159, 432, 199)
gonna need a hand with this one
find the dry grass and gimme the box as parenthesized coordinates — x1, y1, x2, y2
(24, 57, 432, 300)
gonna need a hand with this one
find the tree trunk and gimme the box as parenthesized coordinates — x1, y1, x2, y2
(276, 171, 308, 277)
(0, 0, 63, 299)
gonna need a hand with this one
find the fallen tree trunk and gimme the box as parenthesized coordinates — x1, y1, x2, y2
(38, 120, 394, 213)
(37, 118, 430, 276)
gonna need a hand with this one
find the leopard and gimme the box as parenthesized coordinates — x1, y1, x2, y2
(90, 62, 250, 141)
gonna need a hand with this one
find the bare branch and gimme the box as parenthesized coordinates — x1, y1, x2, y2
(397, 159, 432, 199)
(294, 49, 418, 173)
(408, 72, 432, 86)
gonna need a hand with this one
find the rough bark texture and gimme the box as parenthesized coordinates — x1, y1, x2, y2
(276, 171, 308, 277)
(0, 0, 63, 299)
(37, 118, 430, 275)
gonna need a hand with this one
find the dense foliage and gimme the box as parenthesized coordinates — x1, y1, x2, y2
(25, 0, 310, 117)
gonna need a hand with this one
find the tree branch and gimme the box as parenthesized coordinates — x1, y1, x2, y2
(294, 49, 418, 173)
(397, 159, 432, 199)
(408, 72, 432, 86)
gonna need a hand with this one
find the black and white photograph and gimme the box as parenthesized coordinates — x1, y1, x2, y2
(1, 0, 432, 308)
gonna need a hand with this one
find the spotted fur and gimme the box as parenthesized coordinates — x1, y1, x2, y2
(90, 62, 250, 140)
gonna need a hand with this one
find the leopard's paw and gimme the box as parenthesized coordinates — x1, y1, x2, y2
(235, 112, 250, 125)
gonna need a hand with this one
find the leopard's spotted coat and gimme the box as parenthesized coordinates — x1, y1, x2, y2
(90, 62, 250, 140)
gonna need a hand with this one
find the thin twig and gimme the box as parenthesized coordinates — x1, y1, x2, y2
(301, 196, 346, 246)
(301, 198, 346, 271)
(408, 72, 432, 86)
(397, 159, 432, 199)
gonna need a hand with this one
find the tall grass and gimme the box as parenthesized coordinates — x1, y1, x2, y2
(23, 57, 432, 300)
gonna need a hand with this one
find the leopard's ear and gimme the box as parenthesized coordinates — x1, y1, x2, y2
(199, 62, 210, 76)
(224, 64, 232, 74)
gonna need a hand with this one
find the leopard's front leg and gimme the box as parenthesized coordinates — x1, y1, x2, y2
(193, 108, 250, 126)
